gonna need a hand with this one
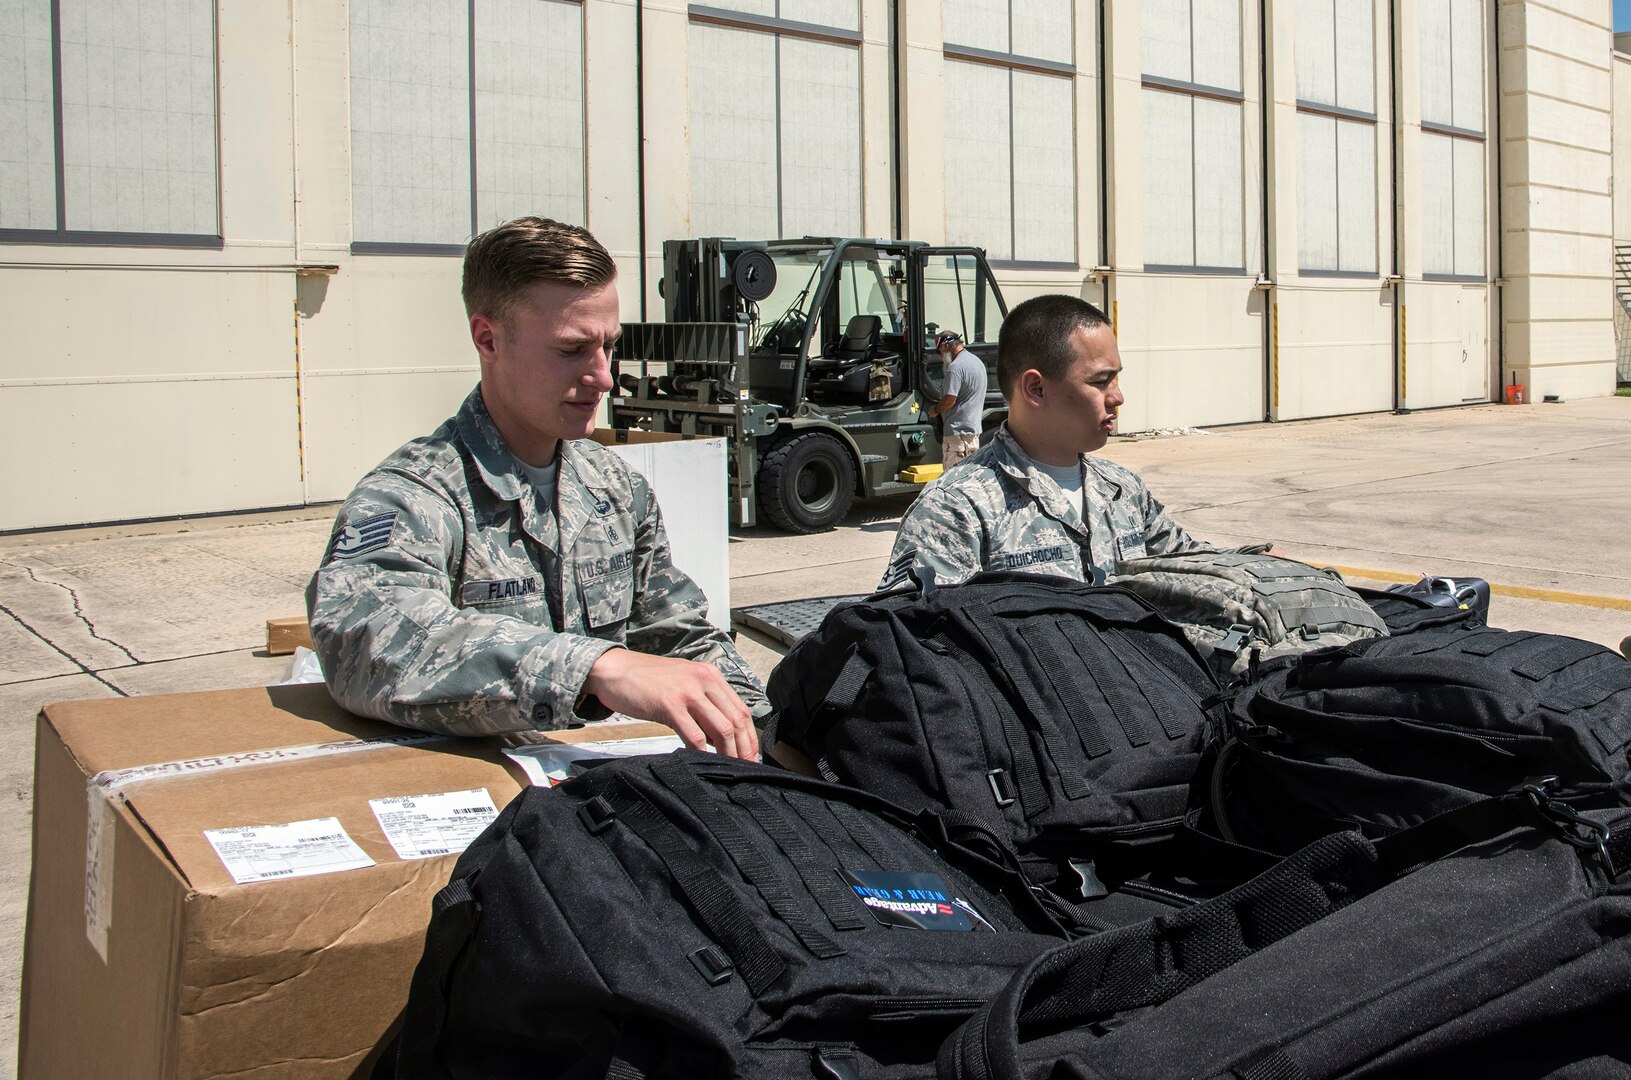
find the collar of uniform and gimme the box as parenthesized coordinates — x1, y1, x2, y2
(1079, 454, 1127, 503)
(989, 425, 1088, 536)
(455, 387, 529, 503)
(991, 424, 1127, 500)
(553, 439, 620, 560)
(554, 437, 617, 494)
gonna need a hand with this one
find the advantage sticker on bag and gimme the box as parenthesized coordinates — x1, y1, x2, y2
(839, 869, 990, 931)
(204, 817, 375, 884)
(368, 788, 499, 860)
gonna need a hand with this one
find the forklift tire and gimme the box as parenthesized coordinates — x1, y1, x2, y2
(758, 431, 856, 533)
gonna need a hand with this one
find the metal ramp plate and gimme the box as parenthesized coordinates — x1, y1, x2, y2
(732, 595, 867, 648)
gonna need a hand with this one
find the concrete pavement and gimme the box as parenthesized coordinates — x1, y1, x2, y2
(2, 395, 1629, 1072)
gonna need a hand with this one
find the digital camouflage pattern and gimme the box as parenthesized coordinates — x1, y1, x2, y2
(878, 424, 1216, 592)
(1109, 550, 1388, 677)
(306, 387, 766, 736)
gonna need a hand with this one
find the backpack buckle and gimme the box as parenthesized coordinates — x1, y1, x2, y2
(576, 795, 618, 835)
(986, 769, 1017, 807)
(1216, 624, 1254, 655)
(1516, 776, 1616, 876)
(688, 945, 734, 986)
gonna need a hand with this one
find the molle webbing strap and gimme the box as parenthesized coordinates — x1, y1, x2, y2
(1111, 624, 1207, 738)
(820, 647, 873, 715)
(1276, 605, 1378, 635)
(943, 630, 1049, 816)
(970, 620, 1089, 798)
(1511, 637, 1604, 681)
(652, 764, 846, 960)
(1028, 622, 1112, 761)
(727, 787, 869, 932)
(1458, 630, 1522, 657)
(1120, 620, 1217, 701)
(1550, 665, 1631, 714)
(825, 800, 904, 870)
(1232, 1049, 1310, 1080)
(607, 786, 788, 993)
(1057, 619, 1155, 745)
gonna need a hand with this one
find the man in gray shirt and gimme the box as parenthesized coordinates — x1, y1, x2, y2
(927, 330, 987, 468)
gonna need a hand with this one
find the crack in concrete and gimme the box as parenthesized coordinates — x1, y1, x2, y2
(0, 643, 272, 690)
(0, 601, 127, 697)
(22, 565, 139, 665)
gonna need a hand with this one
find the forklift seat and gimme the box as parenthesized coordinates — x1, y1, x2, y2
(808, 315, 901, 404)
(834, 315, 881, 362)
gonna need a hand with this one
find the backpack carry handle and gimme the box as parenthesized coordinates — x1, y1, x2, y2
(941, 790, 1629, 1080)
(938, 830, 1378, 1080)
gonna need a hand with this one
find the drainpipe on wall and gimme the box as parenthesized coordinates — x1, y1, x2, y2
(290, 0, 307, 500)
(1096, 0, 1111, 311)
(1258, 0, 1274, 422)
(891, 0, 903, 239)
(1388, 0, 1404, 412)
(636, 0, 649, 319)
(1491, 7, 1504, 400)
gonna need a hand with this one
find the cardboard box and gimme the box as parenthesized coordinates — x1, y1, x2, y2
(265, 616, 314, 656)
(20, 684, 667, 1079)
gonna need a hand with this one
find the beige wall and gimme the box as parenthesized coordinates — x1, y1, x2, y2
(1499, 0, 1617, 402)
(0, 0, 1621, 530)
(1, 2, 307, 532)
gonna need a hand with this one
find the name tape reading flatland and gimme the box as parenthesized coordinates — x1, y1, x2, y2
(83, 730, 447, 962)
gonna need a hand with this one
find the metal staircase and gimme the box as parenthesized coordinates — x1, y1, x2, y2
(1614, 243, 1631, 315)
(1616, 244, 1631, 385)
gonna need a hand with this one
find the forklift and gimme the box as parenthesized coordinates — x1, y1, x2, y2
(610, 238, 1010, 532)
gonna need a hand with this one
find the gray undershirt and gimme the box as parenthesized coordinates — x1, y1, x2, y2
(517, 457, 561, 512)
(1016, 445, 1085, 523)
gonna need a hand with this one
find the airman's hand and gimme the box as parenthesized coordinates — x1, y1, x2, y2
(583, 649, 760, 760)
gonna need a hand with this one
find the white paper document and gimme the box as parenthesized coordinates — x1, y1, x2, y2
(503, 735, 689, 787)
(369, 788, 499, 860)
(204, 817, 374, 884)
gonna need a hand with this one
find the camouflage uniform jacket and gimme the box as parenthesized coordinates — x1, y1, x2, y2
(307, 387, 766, 736)
(878, 424, 1214, 591)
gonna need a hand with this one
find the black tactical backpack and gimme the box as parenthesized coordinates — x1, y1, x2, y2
(1199, 625, 1631, 855)
(393, 752, 1085, 1080)
(767, 572, 1224, 884)
(941, 802, 1631, 1080)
